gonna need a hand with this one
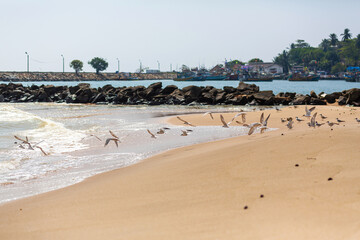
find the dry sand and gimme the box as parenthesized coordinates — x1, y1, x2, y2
(0, 105, 360, 240)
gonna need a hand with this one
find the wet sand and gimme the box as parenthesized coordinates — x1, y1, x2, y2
(0, 105, 360, 239)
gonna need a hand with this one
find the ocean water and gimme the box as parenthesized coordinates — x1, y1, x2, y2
(0, 103, 264, 204)
(1, 79, 360, 95)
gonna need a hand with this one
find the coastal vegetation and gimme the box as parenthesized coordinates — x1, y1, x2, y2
(69, 60, 83, 74)
(88, 57, 109, 74)
(274, 28, 360, 74)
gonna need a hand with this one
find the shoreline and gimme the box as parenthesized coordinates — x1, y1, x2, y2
(0, 105, 360, 239)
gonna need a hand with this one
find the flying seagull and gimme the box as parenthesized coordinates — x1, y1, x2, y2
(220, 114, 231, 128)
(261, 113, 271, 126)
(304, 106, 316, 117)
(177, 116, 196, 127)
(14, 135, 33, 150)
(309, 112, 317, 128)
(104, 130, 120, 147)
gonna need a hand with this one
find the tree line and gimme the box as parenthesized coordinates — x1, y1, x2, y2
(70, 57, 108, 74)
(274, 28, 360, 74)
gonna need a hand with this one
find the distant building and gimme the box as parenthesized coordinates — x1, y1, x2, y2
(248, 62, 283, 74)
(146, 69, 160, 73)
(291, 65, 304, 73)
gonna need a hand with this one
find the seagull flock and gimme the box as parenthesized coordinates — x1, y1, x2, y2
(13, 106, 359, 154)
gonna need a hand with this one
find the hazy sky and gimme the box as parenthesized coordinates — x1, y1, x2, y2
(1, 0, 359, 73)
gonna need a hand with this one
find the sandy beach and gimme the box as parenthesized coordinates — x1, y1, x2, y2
(0, 105, 360, 239)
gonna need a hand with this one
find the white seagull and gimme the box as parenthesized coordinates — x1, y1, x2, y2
(304, 106, 316, 117)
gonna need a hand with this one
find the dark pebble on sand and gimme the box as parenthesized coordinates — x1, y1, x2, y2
(331, 128, 333, 131)
(281, 133, 284, 136)
(244, 206, 248, 210)
(19, 208, 22, 211)
(328, 177, 333, 181)
(295, 164, 299, 167)
(260, 194, 264, 198)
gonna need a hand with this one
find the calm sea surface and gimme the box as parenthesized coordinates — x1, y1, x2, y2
(1, 79, 359, 95)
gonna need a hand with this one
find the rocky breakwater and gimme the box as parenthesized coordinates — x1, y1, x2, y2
(0, 81, 359, 106)
(0, 72, 177, 81)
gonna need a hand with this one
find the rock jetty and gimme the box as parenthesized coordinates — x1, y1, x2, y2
(0, 72, 177, 81)
(0, 82, 359, 106)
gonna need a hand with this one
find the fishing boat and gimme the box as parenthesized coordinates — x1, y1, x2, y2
(203, 75, 227, 81)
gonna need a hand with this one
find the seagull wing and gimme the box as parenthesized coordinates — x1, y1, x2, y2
(309, 107, 316, 113)
(147, 129, 156, 138)
(105, 138, 116, 147)
(260, 113, 264, 124)
(36, 146, 48, 156)
(109, 130, 118, 139)
(263, 114, 271, 126)
(220, 114, 228, 128)
(248, 125, 259, 135)
(177, 116, 186, 123)
(14, 135, 27, 143)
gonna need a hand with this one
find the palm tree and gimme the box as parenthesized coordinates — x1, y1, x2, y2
(274, 50, 290, 74)
(329, 33, 338, 47)
(319, 38, 331, 51)
(341, 28, 352, 41)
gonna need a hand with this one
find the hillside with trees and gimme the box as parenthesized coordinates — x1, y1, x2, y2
(274, 28, 360, 74)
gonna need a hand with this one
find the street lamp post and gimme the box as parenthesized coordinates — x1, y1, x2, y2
(61, 54, 64, 72)
(117, 58, 120, 73)
(157, 60, 160, 72)
(25, 52, 29, 72)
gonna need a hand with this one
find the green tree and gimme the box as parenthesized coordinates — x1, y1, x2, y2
(329, 33, 339, 47)
(248, 58, 263, 63)
(356, 34, 360, 49)
(341, 28, 352, 41)
(319, 39, 331, 52)
(69, 60, 83, 74)
(331, 62, 346, 74)
(88, 57, 109, 74)
(274, 50, 290, 74)
(340, 39, 360, 66)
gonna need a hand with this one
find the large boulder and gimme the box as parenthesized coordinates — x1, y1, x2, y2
(144, 82, 162, 99)
(182, 85, 202, 100)
(237, 82, 259, 93)
(344, 88, 360, 105)
(161, 85, 178, 95)
(253, 90, 274, 105)
(291, 95, 311, 105)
